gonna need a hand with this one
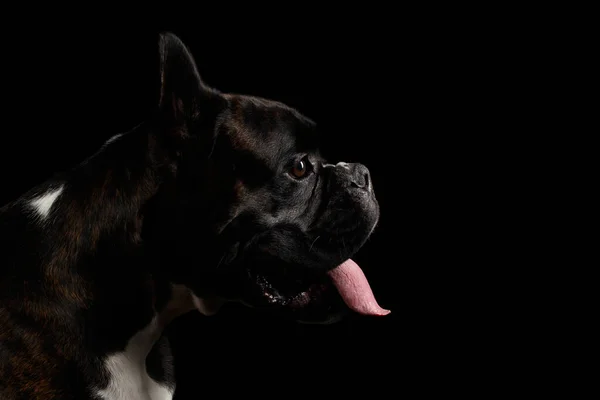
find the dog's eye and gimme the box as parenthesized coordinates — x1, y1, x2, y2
(291, 157, 310, 178)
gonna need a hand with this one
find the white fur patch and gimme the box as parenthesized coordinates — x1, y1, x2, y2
(94, 316, 173, 400)
(93, 285, 222, 400)
(28, 186, 64, 220)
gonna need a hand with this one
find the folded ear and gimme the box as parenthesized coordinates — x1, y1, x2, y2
(158, 32, 218, 123)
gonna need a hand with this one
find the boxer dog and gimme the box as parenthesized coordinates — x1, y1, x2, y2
(0, 32, 389, 399)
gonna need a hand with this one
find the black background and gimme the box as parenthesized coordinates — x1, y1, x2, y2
(0, 19, 509, 397)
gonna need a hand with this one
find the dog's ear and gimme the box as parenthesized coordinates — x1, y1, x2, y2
(158, 32, 218, 124)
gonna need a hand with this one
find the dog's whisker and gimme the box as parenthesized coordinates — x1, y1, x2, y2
(216, 253, 226, 268)
(309, 236, 320, 252)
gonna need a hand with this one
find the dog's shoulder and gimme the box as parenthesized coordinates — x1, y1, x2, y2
(0, 149, 166, 398)
(0, 176, 94, 399)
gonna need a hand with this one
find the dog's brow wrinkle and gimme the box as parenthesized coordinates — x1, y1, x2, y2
(28, 185, 64, 220)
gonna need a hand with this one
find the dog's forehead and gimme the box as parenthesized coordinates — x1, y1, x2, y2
(223, 95, 318, 158)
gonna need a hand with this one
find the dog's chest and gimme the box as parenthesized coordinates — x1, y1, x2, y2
(94, 316, 173, 400)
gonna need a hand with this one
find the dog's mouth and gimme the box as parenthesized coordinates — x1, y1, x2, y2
(243, 259, 390, 323)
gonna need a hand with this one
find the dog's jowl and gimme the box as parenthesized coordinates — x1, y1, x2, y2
(0, 32, 389, 400)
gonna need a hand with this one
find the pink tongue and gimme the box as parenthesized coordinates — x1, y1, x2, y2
(327, 259, 391, 316)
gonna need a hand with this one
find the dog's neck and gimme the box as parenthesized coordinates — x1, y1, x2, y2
(69, 120, 170, 242)
(21, 118, 190, 318)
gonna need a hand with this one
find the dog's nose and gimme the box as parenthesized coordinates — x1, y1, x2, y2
(350, 163, 371, 191)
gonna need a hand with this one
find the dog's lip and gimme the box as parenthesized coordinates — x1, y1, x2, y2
(251, 271, 324, 308)
(286, 283, 327, 308)
(244, 267, 331, 312)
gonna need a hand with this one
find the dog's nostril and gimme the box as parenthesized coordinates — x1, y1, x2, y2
(349, 163, 371, 190)
(351, 172, 369, 189)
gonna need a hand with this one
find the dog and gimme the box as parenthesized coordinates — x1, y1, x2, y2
(0, 32, 390, 400)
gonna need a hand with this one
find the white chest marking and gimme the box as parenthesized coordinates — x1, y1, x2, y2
(28, 185, 64, 220)
(94, 316, 173, 400)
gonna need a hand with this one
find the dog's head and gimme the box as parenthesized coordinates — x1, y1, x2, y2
(147, 32, 389, 324)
